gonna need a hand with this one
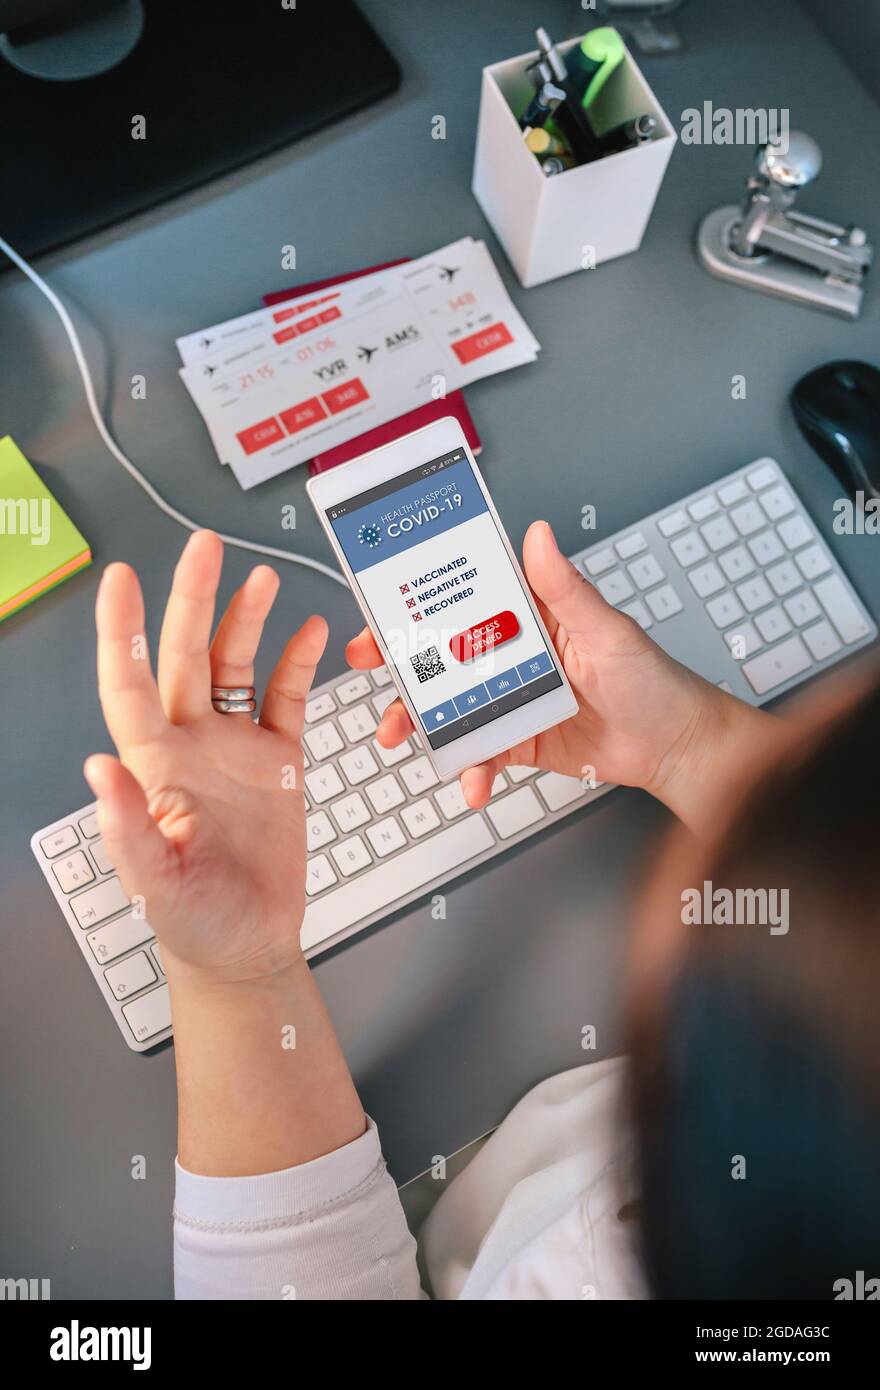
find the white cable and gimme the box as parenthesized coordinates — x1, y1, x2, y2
(0, 233, 347, 585)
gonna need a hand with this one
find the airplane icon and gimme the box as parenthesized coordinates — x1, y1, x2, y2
(203, 363, 218, 376)
(439, 265, 460, 283)
(199, 336, 213, 349)
(357, 344, 379, 364)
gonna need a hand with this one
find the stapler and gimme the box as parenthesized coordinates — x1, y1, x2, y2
(697, 131, 872, 319)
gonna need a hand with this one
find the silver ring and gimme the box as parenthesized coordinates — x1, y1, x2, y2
(212, 685, 256, 714)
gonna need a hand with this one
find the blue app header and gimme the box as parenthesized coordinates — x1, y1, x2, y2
(330, 457, 488, 573)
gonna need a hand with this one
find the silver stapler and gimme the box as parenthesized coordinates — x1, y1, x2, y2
(697, 131, 872, 319)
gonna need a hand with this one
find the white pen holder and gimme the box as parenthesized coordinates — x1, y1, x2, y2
(472, 34, 677, 288)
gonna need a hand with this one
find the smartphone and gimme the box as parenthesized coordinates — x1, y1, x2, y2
(307, 416, 577, 780)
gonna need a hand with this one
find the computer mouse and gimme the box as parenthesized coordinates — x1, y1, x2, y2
(790, 360, 880, 500)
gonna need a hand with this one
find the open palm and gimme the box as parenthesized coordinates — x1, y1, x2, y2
(85, 532, 326, 982)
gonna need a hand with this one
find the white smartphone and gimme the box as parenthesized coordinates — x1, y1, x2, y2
(306, 416, 578, 780)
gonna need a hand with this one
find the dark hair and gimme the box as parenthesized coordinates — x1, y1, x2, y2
(628, 672, 880, 1299)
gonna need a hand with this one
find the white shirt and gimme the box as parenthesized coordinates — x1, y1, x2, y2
(173, 1055, 646, 1300)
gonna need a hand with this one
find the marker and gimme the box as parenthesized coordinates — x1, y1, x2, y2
(598, 113, 657, 155)
(566, 27, 626, 109)
(524, 127, 568, 157)
(542, 154, 576, 176)
(520, 80, 565, 132)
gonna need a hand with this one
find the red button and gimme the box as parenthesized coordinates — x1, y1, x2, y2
(273, 324, 299, 344)
(322, 378, 369, 414)
(318, 306, 341, 324)
(280, 396, 326, 434)
(236, 417, 284, 455)
(449, 610, 520, 663)
(451, 322, 514, 365)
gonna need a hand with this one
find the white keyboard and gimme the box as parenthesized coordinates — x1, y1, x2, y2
(31, 458, 876, 1051)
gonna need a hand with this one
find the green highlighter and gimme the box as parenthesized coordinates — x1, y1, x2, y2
(566, 27, 626, 110)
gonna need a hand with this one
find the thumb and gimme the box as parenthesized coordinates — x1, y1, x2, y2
(522, 520, 621, 646)
(83, 754, 174, 909)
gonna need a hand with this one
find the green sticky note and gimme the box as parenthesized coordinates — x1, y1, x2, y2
(0, 436, 92, 622)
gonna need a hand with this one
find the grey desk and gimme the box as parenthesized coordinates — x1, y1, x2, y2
(1, 0, 878, 1298)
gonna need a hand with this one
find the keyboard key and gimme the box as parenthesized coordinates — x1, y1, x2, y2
(489, 773, 508, 798)
(718, 546, 755, 583)
(746, 460, 779, 491)
(658, 508, 689, 537)
(784, 590, 822, 626)
(338, 703, 377, 743)
(304, 764, 345, 804)
(434, 781, 469, 819)
(306, 811, 336, 852)
(688, 561, 725, 598)
(596, 571, 634, 605)
(742, 636, 812, 694)
(718, 478, 749, 506)
(86, 911, 154, 965)
(725, 622, 762, 658)
(366, 817, 407, 858)
(730, 500, 764, 536)
(621, 599, 653, 630)
(330, 792, 370, 833)
(331, 835, 372, 877)
(401, 798, 442, 838)
(748, 530, 784, 567)
(89, 839, 113, 875)
(70, 876, 129, 927)
(486, 786, 545, 839)
(506, 765, 535, 784)
(777, 515, 813, 550)
(105, 951, 156, 1000)
(305, 692, 336, 723)
(49, 853, 97, 907)
(645, 584, 684, 621)
(627, 554, 664, 589)
(706, 592, 745, 629)
(78, 813, 99, 839)
(339, 746, 380, 786)
(365, 774, 405, 814)
(536, 772, 587, 812)
(583, 548, 615, 576)
(301, 816, 495, 952)
(795, 545, 831, 581)
(372, 690, 397, 719)
(371, 664, 393, 687)
(373, 735, 411, 767)
(151, 943, 164, 975)
(688, 494, 719, 522)
(40, 825, 79, 858)
(335, 674, 372, 705)
(736, 575, 774, 612)
(813, 576, 872, 644)
(669, 532, 708, 567)
(400, 756, 439, 796)
(766, 560, 801, 597)
(122, 984, 171, 1043)
(306, 854, 338, 896)
(754, 606, 793, 644)
(700, 516, 737, 552)
(802, 620, 842, 662)
(615, 532, 647, 560)
(303, 720, 344, 761)
(759, 485, 796, 521)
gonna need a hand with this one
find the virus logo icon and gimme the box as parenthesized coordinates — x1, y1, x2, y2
(357, 523, 382, 549)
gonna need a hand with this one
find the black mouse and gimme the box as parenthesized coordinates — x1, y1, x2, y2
(791, 360, 880, 500)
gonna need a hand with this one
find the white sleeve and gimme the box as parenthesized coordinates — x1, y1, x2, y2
(173, 1118, 426, 1300)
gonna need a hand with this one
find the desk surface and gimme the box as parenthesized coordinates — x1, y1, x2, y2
(2, 0, 879, 1297)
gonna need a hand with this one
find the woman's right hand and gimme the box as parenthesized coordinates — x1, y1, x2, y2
(347, 520, 776, 827)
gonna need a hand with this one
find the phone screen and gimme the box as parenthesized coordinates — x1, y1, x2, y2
(326, 446, 562, 750)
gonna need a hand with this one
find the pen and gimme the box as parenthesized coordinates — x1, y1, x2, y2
(542, 154, 576, 176)
(524, 127, 569, 157)
(598, 112, 657, 155)
(520, 80, 566, 132)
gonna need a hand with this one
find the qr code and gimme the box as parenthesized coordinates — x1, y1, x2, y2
(410, 646, 446, 684)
